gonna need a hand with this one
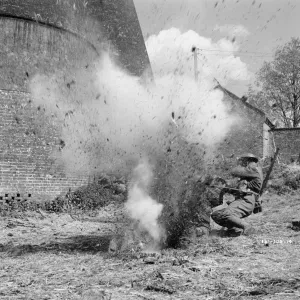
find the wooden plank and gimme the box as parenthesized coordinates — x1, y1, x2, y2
(260, 148, 280, 196)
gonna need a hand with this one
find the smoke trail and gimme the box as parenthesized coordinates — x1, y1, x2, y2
(125, 159, 164, 247)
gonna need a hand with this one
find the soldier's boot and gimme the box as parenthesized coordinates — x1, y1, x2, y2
(226, 215, 245, 229)
(227, 216, 256, 236)
(211, 209, 228, 227)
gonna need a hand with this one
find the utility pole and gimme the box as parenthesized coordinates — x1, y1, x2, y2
(191, 46, 198, 82)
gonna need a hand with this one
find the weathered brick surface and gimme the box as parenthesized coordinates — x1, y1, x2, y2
(0, 18, 97, 91)
(0, 0, 151, 202)
(0, 0, 151, 78)
(0, 89, 269, 200)
(271, 128, 300, 163)
(0, 90, 89, 201)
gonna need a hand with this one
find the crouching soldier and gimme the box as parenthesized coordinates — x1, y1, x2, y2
(211, 153, 263, 235)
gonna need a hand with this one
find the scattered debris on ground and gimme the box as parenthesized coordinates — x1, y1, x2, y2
(0, 193, 300, 299)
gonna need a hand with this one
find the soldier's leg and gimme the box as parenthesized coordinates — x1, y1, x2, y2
(211, 208, 233, 228)
(211, 209, 244, 229)
(226, 215, 248, 229)
(226, 195, 256, 234)
(211, 194, 255, 229)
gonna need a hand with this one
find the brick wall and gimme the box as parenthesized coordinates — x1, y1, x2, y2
(0, 1, 152, 203)
(271, 128, 300, 163)
(0, 0, 151, 78)
(0, 18, 97, 91)
(0, 17, 95, 201)
(0, 90, 89, 201)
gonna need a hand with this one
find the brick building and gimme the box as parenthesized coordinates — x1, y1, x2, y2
(213, 84, 275, 173)
(213, 85, 300, 167)
(0, 0, 151, 201)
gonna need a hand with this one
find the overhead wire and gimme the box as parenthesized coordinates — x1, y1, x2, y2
(190, 53, 272, 60)
(193, 48, 273, 58)
(197, 53, 272, 58)
(195, 48, 273, 55)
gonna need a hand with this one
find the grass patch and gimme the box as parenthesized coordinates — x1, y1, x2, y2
(0, 192, 300, 299)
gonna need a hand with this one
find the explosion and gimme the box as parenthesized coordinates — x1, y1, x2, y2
(29, 27, 248, 250)
(125, 159, 164, 250)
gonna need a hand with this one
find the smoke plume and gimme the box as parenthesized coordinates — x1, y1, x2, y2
(125, 159, 164, 247)
(29, 52, 239, 175)
(146, 27, 250, 83)
(28, 27, 249, 248)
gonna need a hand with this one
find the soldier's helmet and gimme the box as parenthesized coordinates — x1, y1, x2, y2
(238, 153, 259, 162)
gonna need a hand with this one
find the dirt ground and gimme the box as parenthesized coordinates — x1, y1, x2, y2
(0, 193, 300, 300)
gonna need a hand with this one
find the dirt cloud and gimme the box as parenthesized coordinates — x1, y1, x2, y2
(29, 28, 245, 248)
(29, 52, 238, 176)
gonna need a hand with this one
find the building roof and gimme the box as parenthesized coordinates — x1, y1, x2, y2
(214, 83, 275, 129)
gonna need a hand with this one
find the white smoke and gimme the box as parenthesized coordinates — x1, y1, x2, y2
(29, 52, 239, 174)
(125, 159, 164, 246)
(146, 27, 250, 83)
(214, 24, 250, 38)
(28, 27, 249, 249)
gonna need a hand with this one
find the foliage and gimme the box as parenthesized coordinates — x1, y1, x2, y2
(268, 163, 300, 194)
(161, 177, 221, 248)
(49, 179, 126, 212)
(1, 192, 300, 299)
(248, 38, 300, 127)
(0, 176, 127, 215)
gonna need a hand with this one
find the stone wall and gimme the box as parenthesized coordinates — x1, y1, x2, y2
(271, 128, 300, 163)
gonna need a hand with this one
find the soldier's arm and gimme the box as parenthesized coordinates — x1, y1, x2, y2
(231, 165, 259, 179)
(225, 178, 239, 188)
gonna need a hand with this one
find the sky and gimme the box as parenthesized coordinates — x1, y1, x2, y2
(134, 0, 300, 97)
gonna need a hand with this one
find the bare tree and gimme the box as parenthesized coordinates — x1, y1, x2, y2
(248, 38, 300, 128)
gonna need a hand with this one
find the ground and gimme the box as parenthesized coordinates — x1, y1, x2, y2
(0, 193, 300, 300)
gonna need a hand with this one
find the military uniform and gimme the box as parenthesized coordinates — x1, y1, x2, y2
(211, 156, 263, 231)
